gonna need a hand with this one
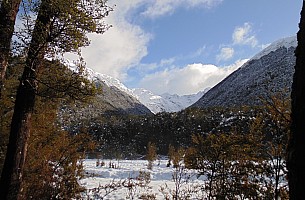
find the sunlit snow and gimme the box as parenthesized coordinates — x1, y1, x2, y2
(81, 159, 205, 199)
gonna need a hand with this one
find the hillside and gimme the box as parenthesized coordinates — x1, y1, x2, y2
(84, 66, 207, 114)
(131, 88, 208, 113)
(60, 38, 295, 158)
(191, 36, 297, 109)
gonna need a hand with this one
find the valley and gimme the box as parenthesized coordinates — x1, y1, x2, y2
(61, 36, 296, 158)
(69, 37, 294, 199)
(0, 0, 300, 199)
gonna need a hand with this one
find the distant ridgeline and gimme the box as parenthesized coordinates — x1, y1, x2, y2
(191, 36, 296, 109)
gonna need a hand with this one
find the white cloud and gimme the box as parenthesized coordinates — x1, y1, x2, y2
(68, 1, 151, 80)
(137, 57, 177, 74)
(188, 46, 207, 58)
(142, 0, 223, 18)
(139, 59, 248, 95)
(216, 47, 235, 62)
(65, 0, 224, 83)
(159, 57, 177, 67)
(232, 22, 258, 47)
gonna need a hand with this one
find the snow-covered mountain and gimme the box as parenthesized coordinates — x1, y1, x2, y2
(67, 36, 296, 114)
(191, 36, 297, 109)
(66, 63, 152, 116)
(83, 67, 208, 114)
(131, 88, 208, 113)
(251, 36, 297, 61)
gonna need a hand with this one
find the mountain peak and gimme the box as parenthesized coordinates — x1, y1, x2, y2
(83, 68, 208, 114)
(251, 36, 297, 61)
(191, 36, 296, 109)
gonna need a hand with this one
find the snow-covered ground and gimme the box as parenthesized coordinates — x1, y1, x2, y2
(81, 159, 205, 199)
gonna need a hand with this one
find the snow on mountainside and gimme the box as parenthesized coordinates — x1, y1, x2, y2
(251, 36, 297, 61)
(129, 36, 296, 113)
(66, 63, 152, 116)
(191, 36, 297, 109)
(84, 67, 133, 96)
(132, 88, 209, 114)
(82, 67, 208, 114)
(67, 36, 296, 114)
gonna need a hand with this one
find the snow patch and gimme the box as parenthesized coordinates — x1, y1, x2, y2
(68, 63, 210, 113)
(251, 36, 297, 61)
(81, 159, 205, 199)
(132, 88, 209, 114)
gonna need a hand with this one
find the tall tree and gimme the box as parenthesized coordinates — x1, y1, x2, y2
(0, 58, 96, 199)
(0, 1, 55, 198)
(0, 0, 22, 98)
(287, 0, 305, 199)
(0, 0, 111, 199)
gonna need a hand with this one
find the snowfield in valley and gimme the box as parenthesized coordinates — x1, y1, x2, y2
(81, 159, 206, 199)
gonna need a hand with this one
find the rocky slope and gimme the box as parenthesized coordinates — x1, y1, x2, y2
(86, 68, 207, 114)
(191, 36, 297, 109)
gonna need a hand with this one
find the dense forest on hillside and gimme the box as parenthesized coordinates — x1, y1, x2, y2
(66, 97, 287, 159)
(62, 87, 290, 199)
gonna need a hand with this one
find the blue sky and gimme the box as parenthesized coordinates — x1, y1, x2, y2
(79, 0, 302, 95)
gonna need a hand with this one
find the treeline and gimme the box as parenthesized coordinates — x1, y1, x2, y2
(69, 92, 289, 160)
(68, 108, 250, 157)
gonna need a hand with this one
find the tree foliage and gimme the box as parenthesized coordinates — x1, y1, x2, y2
(184, 132, 264, 199)
(183, 93, 290, 199)
(146, 142, 157, 170)
(0, 57, 96, 199)
(79, 107, 257, 158)
(21, 97, 95, 199)
(0, 0, 111, 198)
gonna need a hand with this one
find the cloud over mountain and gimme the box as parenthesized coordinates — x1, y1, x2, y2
(232, 22, 258, 47)
(64, 0, 298, 97)
(79, 1, 151, 80)
(74, 0, 224, 81)
(139, 59, 248, 95)
(217, 47, 235, 62)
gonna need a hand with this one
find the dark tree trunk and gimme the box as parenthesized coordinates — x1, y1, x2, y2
(0, 75, 36, 200)
(0, 0, 52, 199)
(287, 0, 305, 199)
(0, 0, 22, 98)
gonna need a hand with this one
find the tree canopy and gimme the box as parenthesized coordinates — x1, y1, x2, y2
(0, 0, 112, 199)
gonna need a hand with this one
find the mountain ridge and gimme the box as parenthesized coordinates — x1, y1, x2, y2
(66, 36, 297, 114)
(83, 67, 208, 113)
(191, 36, 297, 109)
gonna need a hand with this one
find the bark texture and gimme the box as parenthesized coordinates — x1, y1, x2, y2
(0, 0, 22, 98)
(0, 0, 52, 199)
(287, 1, 305, 199)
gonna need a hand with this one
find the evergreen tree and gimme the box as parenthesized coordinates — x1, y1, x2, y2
(21, 96, 95, 199)
(0, 56, 97, 199)
(0, 0, 111, 199)
(146, 142, 157, 170)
